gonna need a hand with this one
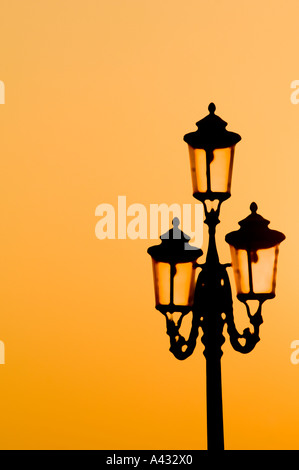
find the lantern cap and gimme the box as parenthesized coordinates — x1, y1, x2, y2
(183, 103, 241, 150)
(225, 202, 286, 250)
(147, 217, 203, 263)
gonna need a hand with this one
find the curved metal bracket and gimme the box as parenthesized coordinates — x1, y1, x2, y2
(226, 299, 265, 354)
(162, 310, 201, 361)
(160, 272, 266, 359)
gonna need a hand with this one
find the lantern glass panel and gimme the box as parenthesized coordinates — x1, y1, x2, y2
(189, 147, 207, 193)
(230, 245, 280, 296)
(151, 260, 196, 309)
(251, 246, 279, 295)
(152, 260, 171, 306)
(188, 145, 235, 197)
(173, 262, 196, 306)
(211, 147, 235, 193)
(230, 246, 250, 295)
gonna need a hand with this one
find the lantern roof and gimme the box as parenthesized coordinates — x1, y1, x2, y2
(225, 202, 286, 250)
(183, 103, 241, 150)
(147, 218, 203, 263)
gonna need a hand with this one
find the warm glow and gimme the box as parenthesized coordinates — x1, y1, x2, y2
(152, 260, 196, 309)
(173, 262, 196, 306)
(189, 147, 207, 193)
(211, 147, 235, 193)
(188, 145, 235, 198)
(152, 260, 171, 305)
(251, 246, 279, 294)
(230, 246, 279, 296)
(230, 246, 250, 295)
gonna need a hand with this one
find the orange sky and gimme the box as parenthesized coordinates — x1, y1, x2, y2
(0, 0, 298, 450)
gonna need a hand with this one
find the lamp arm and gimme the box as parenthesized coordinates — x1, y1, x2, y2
(225, 299, 264, 354)
(163, 311, 201, 360)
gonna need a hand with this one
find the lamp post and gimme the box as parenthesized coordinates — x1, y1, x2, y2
(147, 104, 285, 451)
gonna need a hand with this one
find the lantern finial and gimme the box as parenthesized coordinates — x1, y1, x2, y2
(250, 202, 258, 213)
(208, 102, 216, 114)
(172, 217, 180, 228)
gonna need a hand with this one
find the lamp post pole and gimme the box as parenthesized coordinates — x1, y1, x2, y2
(194, 203, 230, 450)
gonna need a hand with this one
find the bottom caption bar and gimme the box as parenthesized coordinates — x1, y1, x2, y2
(100, 450, 289, 466)
(102, 452, 206, 467)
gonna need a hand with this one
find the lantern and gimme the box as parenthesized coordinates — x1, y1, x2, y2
(225, 202, 285, 301)
(147, 218, 203, 313)
(183, 103, 241, 202)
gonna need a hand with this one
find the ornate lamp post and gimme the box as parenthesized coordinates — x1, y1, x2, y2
(147, 104, 285, 451)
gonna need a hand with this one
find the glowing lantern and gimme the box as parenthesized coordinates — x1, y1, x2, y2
(225, 203, 285, 301)
(147, 218, 203, 313)
(184, 103, 241, 202)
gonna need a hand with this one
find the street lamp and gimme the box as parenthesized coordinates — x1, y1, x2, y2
(226, 202, 285, 303)
(147, 217, 203, 315)
(147, 103, 285, 451)
(185, 102, 241, 202)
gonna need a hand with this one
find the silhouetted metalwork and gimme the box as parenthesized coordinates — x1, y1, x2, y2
(147, 104, 285, 451)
